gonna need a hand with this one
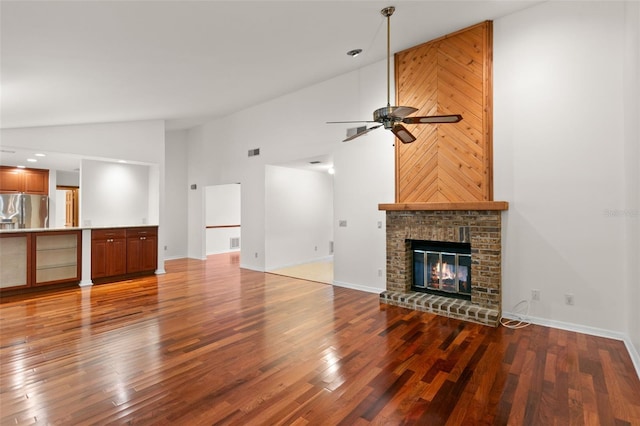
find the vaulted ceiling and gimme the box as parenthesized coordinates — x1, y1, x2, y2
(1, 1, 539, 132)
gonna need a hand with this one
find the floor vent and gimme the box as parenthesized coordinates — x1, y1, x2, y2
(230, 237, 240, 249)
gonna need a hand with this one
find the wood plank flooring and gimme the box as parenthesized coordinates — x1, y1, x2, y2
(1, 253, 639, 425)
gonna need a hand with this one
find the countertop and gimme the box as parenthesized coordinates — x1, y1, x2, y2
(0, 224, 158, 234)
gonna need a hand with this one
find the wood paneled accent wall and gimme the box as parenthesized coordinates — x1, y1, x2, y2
(395, 21, 493, 203)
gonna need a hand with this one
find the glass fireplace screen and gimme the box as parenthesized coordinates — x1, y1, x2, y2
(413, 250, 471, 296)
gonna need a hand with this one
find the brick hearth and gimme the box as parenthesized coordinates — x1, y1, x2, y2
(380, 208, 505, 327)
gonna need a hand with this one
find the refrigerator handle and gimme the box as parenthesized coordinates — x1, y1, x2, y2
(19, 194, 26, 227)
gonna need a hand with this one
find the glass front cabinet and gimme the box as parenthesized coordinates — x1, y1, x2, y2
(0, 230, 81, 291)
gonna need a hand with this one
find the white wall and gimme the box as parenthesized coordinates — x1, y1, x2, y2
(81, 159, 150, 227)
(186, 126, 206, 260)
(188, 59, 394, 285)
(56, 170, 79, 187)
(623, 2, 640, 359)
(165, 130, 188, 259)
(206, 183, 241, 255)
(54, 190, 66, 227)
(494, 2, 636, 343)
(265, 166, 333, 270)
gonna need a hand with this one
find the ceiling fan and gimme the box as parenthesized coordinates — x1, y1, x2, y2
(328, 6, 463, 143)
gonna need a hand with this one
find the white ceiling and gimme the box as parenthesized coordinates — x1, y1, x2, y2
(0, 0, 539, 171)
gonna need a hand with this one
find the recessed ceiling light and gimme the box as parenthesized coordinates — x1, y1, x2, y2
(328, 167, 335, 175)
(34, 153, 46, 157)
(347, 49, 362, 57)
(118, 160, 127, 164)
(27, 158, 37, 162)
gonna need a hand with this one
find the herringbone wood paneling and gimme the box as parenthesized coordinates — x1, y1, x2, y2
(395, 21, 492, 202)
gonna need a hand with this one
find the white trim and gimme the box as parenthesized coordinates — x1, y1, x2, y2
(332, 280, 382, 294)
(503, 311, 640, 380)
(78, 280, 93, 287)
(206, 248, 241, 256)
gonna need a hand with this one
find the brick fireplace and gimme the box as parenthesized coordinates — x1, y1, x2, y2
(380, 21, 506, 326)
(378, 203, 508, 327)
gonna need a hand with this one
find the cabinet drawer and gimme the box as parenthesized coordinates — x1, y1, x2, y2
(92, 229, 126, 240)
(126, 227, 158, 238)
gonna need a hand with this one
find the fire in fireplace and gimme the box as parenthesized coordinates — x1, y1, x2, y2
(411, 240, 471, 301)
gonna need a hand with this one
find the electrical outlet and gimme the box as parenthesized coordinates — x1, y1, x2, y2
(339, 220, 347, 227)
(378, 269, 383, 277)
(565, 294, 574, 305)
(531, 289, 540, 301)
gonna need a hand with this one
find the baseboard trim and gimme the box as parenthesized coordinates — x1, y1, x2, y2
(503, 311, 640, 380)
(332, 280, 382, 294)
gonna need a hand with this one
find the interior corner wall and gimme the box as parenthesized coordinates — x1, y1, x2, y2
(186, 126, 206, 260)
(265, 166, 333, 270)
(624, 1, 640, 360)
(494, 2, 629, 333)
(165, 130, 189, 259)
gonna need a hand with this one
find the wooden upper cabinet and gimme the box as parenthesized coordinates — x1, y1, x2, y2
(0, 167, 25, 193)
(395, 21, 493, 203)
(24, 170, 49, 194)
(0, 166, 49, 195)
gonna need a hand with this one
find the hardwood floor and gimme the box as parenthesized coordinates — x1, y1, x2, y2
(1, 253, 639, 425)
(268, 259, 334, 285)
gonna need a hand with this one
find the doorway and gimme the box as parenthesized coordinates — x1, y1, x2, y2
(264, 162, 334, 285)
(55, 186, 79, 227)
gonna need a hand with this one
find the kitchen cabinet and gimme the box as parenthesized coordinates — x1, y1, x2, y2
(126, 227, 157, 274)
(91, 229, 126, 280)
(34, 230, 81, 286)
(91, 226, 157, 282)
(0, 233, 32, 290)
(0, 166, 49, 195)
(0, 229, 81, 291)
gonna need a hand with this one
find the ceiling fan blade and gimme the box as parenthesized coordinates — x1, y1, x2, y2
(402, 114, 463, 124)
(388, 106, 419, 119)
(327, 120, 377, 124)
(343, 125, 382, 142)
(391, 124, 416, 144)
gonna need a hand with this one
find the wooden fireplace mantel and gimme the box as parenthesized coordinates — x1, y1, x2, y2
(378, 201, 509, 211)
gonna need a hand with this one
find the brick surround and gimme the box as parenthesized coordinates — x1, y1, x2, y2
(381, 210, 503, 326)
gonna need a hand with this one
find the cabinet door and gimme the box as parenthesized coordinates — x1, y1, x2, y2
(126, 227, 157, 274)
(126, 237, 143, 273)
(0, 234, 31, 290)
(34, 231, 81, 286)
(91, 239, 108, 279)
(23, 170, 49, 195)
(140, 235, 157, 272)
(91, 237, 126, 279)
(0, 167, 24, 193)
(108, 239, 127, 276)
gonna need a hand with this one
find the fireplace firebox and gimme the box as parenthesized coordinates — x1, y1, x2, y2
(411, 240, 471, 301)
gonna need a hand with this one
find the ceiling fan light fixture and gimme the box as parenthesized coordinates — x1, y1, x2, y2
(347, 49, 363, 57)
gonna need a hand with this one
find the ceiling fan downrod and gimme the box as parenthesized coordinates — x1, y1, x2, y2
(381, 6, 395, 108)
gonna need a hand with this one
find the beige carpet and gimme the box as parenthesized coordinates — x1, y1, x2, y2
(268, 259, 333, 285)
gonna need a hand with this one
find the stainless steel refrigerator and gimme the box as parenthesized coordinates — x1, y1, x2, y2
(0, 193, 49, 229)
